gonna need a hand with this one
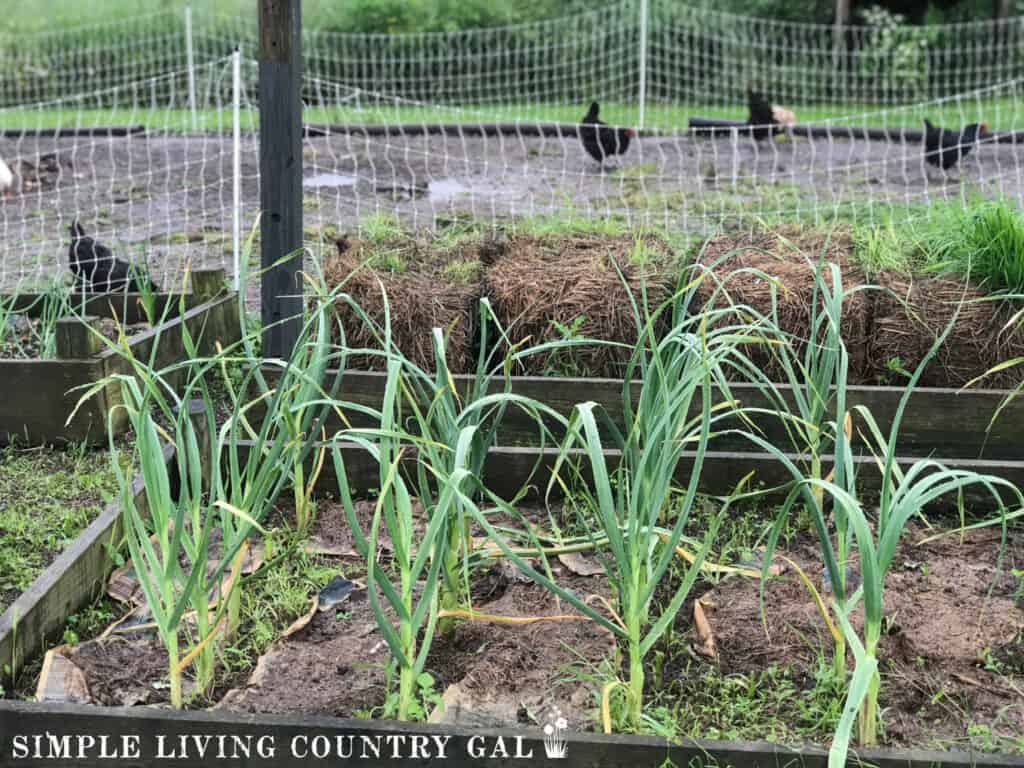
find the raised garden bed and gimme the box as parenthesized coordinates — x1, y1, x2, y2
(3, 228, 1022, 768)
(0, 443, 174, 691)
(5, 701, 1023, 768)
(7, 464, 1022, 760)
(0, 269, 240, 445)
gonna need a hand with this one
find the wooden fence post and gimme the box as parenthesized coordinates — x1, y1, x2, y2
(259, 0, 303, 361)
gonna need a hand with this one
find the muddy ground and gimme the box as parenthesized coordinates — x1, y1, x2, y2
(701, 524, 1024, 750)
(37, 493, 1024, 751)
(1, 128, 1021, 309)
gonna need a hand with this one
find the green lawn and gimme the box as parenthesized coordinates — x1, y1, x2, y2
(0, 98, 1014, 134)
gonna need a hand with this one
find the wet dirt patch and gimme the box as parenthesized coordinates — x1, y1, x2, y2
(426, 571, 616, 730)
(57, 495, 613, 724)
(216, 565, 615, 727)
(12, 151, 73, 195)
(698, 524, 1024, 749)
(67, 637, 172, 707)
(216, 589, 390, 717)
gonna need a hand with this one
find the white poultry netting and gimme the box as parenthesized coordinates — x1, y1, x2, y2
(0, 4, 1023, 295)
(296, 3, 638, 118)
(4, 1, 1024, 112)
(650, 3, 1024, 108)
(300, 74, 1024, 241)
(0, 9, 244, 108)
(0, 57, 258, 293)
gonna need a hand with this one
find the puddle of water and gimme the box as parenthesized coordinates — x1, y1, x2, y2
(428, 178, 469, 202)
(303, 173, 357, 188)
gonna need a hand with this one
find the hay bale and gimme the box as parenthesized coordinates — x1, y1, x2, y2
(693, 227, 872, 381)
(322, 234, 483, 373)
(869, 273, 1024, 388)
(483, 233, 675, 377)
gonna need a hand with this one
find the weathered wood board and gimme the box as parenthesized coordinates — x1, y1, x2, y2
(258, 369, 1024, 460)
(1, 289, 240, 445)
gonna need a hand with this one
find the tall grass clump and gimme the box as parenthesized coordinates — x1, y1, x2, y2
(915, 198, 1024, 293)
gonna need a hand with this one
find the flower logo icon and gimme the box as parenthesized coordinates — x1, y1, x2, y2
(542, 709, 568, 759)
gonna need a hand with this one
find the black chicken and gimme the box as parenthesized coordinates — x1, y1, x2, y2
(579, 101, 634, 166)
(747, 88, 796, 141)
(68, 221, 158, 293)
(923, 119, 989, 174)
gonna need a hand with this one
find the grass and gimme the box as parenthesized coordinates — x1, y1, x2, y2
(1, 98, 1015, 134)
(848, 196, 1024, 290)
(656, 661, 846, 744)
(441, 259, 483, 286)
(0, 443, 120, 614)
(913, 198, 1024, 292)
(217, 527, 340, 692)
(1, 0, 239, 32)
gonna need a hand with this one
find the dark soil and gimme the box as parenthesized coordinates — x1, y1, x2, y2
(696, 524, 1024, 750)
(45, 498, 613, 729)
(32, 492, 1024, 751)
(216, 567, 614, 727)
(215, 590, 391, 717)
(69, 637, 171, 707)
